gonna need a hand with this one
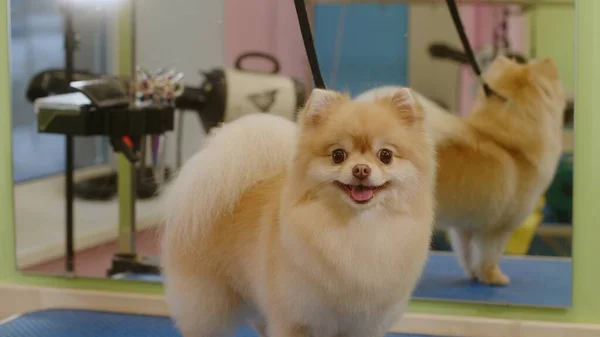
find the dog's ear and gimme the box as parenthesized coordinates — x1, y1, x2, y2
(530, 58, 560, 80)
(301, 88, 342, 126)
(384, 87, 424, 126)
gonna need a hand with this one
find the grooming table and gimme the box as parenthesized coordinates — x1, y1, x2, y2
(0, 309, 443, 337)
(119, 252, 572, 308)
(413, 253, 572, 307)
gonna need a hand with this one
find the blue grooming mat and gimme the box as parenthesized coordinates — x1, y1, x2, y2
(413, 252, 572, 307)
(0, 309, 443, 337)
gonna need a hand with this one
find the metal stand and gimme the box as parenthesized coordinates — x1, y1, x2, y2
(63, 4, 77, 275)
(107, 0, 161, 278)
(116, 0, 138, 263)
(44, 1, 165, 279)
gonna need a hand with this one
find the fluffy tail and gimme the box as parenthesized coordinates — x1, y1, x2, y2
(161, 114, 298, 250)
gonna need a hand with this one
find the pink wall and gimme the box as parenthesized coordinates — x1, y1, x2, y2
(225, 0, 307, 82)
(458, 5, 528, 115)
(457, 5, 478, 116)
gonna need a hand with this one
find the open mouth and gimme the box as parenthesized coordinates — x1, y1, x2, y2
(335, 181, 386, 204)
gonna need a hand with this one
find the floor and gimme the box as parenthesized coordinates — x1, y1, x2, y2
(23, 227, 161, 279)
(14, 166, 166, 270)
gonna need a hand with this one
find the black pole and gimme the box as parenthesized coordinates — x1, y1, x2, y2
(63, 4, 76, 275)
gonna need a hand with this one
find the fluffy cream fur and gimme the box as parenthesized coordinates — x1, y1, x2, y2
(161, 88, 436, 337)
(356, 56, 565, 285)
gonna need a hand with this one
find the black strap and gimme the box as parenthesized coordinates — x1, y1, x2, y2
(446, 0, 505, 100)
(294, 0, 326, 89)
(293, 0, 503, 100)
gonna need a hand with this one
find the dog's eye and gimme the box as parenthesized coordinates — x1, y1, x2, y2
(378, 149, 393, 164)
(331, 149, 346, 164)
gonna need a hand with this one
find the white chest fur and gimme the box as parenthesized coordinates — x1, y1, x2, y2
(277, 208, 429, 323)
(259, 209, 428, 337)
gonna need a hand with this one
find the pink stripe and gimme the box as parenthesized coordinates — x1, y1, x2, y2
(458, 5, 476, 116)
(458, 4, 527, 115)
(225, 0, 306, 80)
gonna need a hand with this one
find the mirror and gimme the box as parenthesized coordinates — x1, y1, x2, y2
(13, 0, 573, 309)
(310, 1, 574, 308)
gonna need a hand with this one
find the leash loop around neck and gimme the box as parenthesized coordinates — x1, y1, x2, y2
(294, 0, 326, 89)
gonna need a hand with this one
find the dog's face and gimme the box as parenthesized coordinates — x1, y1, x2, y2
(291, 88, 432, 211)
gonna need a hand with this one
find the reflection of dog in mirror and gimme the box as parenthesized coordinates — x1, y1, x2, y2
(161, 88, 436, 337)
(357, 56, 565, 286)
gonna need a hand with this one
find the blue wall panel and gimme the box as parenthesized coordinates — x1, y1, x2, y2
(314, 4, 409, 96)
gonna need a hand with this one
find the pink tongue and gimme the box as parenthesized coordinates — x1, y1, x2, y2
(350, 186, 374, 202)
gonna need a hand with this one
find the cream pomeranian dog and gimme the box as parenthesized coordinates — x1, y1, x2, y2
(161, 87, 436, 337)
(356, 56, 565, 286)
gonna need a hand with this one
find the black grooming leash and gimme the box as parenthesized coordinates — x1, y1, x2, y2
(294, 0, 326, 89)
(294, 0, 505, 100)
(445, 0, 506, 101)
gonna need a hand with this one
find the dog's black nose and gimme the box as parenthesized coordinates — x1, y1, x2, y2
(352, 164, 371, 180)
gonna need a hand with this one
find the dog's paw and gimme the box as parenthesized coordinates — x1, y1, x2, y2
(477, 265, 510, 286)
